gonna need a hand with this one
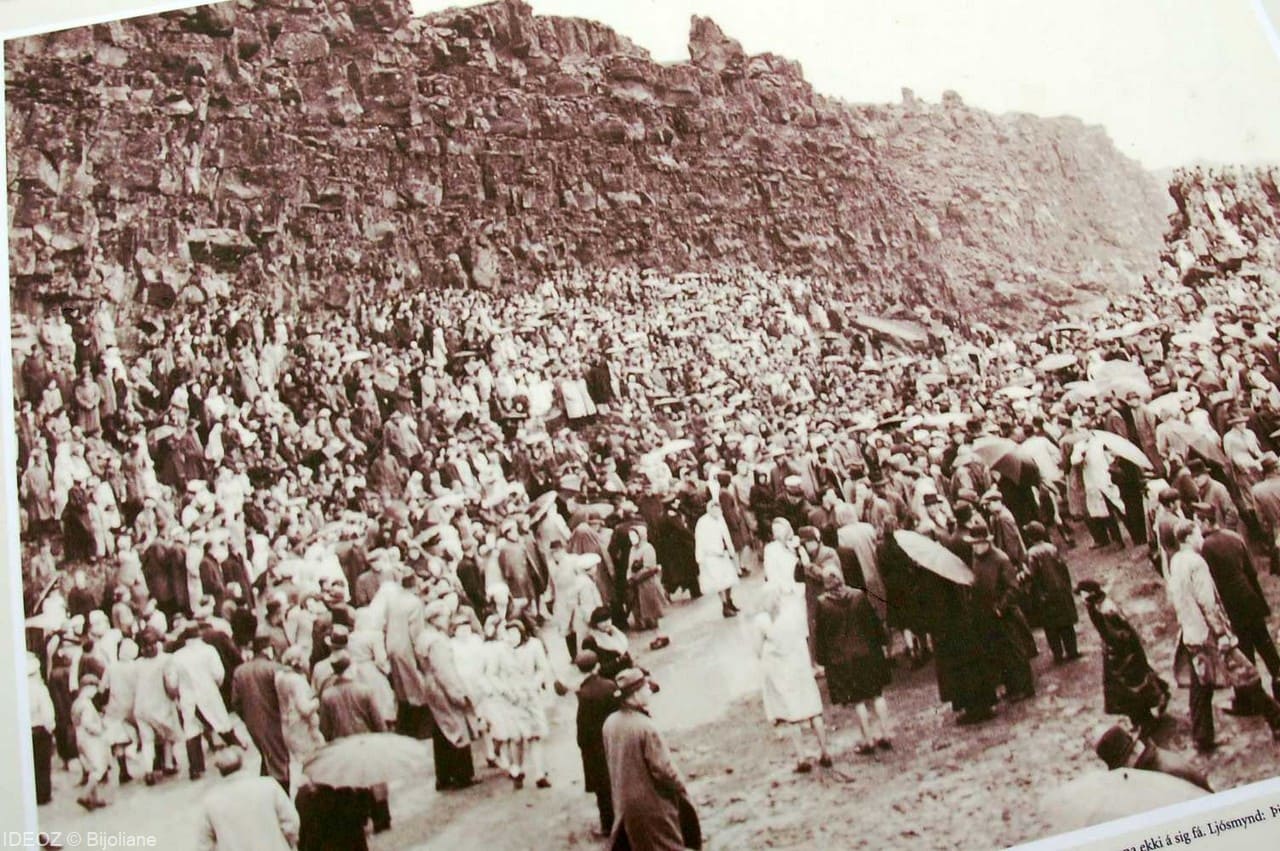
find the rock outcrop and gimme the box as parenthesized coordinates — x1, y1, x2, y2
(5, 0, 1166, 321)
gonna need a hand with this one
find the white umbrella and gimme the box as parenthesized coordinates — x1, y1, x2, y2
(1036, 352, 1077, 371)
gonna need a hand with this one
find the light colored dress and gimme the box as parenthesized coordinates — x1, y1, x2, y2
(508, 639, 554, 740)
(754, 602, 824, 725)
(694, 512, 740, 594)
(477, 639, 521, 743)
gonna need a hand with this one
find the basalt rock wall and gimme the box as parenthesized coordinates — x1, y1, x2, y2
(5, 0, 1166, 320)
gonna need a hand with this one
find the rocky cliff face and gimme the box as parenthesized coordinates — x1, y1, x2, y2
(5, 0, 1166, 321)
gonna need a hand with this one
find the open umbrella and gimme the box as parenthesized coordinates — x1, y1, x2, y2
(970, 436, 1042, 486)
(1148, 392, 1193, 418)
(893, 531, 974, 586)
(1035, 353, 1077, 372)
(1061, 381, 1100, 404)
(995, 385, 1035, 400)
(1090, 430, 1153, 469)
(1040, 769, 1207, 834)
(650, 439, 695, 458)
(923, 412, 971, 429)
(1090, 360, 1152, 400)
(852, 314, 930, 345)
(1159, 422, 1228, 467)
(303, 733, 432, 788)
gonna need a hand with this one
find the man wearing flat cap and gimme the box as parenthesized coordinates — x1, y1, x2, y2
(1189, 457, 1240, 533)
(964, 520, 1036, 713)
(602, 669, 692, 850)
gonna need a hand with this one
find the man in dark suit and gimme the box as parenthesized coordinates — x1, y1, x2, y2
(574, 651, 619, 838)
(229, 637, 290, 791)
(1198, 506, 1280, 705)
(318, 652, 387, 739)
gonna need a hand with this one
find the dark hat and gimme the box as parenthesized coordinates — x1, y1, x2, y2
(797, 526, 821, 543)
(329, 650, 352, 674)
(962, 518, 990, 543)
(1187, 458, 1207, 475)
(1074, 579, 1103, 597)
(588, 606, 613, 627)
(1023, 521, 1047, 542)
(922, 492, 941, 506)
(326, 624, 351, 649)
(574, 650, 599, 672)
(613, 667, 651, 699)
(1094, 725, 1138, 769)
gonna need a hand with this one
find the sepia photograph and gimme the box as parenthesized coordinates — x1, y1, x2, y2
(6, 1, 1280, 848)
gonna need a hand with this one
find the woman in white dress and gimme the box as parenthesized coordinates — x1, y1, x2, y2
(694, 500, 741, 617)
(507, 621, 557, 789)
(754, 587, 833, 774)
(762, 518, 810, 634)
(476, 616, 519, 774)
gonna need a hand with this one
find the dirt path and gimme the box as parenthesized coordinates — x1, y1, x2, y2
(37, 542, 1280, 850)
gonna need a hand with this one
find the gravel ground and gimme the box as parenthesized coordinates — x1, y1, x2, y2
(35, 537, 1280, 850)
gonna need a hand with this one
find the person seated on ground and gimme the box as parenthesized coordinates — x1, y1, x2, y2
(1093, 724, 1212, 792)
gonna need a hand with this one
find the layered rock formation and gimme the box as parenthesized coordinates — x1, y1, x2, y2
(6, 0, 1166, 321)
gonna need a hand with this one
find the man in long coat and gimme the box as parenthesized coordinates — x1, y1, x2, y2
(574, 651, 618, 837)
(603, 669, 690, 851)
(968, 522, 1037, 702)
(414, 604, 475, 791)
(197, 748, 299, 851)
(229, 637, 290, 791)
(1198, 508, 1280, 704)
(797, 526, 840, 664)
(370, 575, 431, 737)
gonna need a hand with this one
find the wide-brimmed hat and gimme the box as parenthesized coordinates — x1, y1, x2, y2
(1094, 725, 1138, 769)
(613, 667, 652, 699)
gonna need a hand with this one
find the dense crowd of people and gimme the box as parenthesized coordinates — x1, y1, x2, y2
(13, 252, 1280, 846)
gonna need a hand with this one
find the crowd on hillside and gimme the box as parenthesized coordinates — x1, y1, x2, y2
(13, 252, 1280, 845)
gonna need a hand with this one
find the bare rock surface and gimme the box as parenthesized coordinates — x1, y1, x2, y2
(6, 0, 1165, 322)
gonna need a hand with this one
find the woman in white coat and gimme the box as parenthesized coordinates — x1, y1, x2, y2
(1071, 435, 1129, 548)
(753, 588, 833, 773)
(695, 500, 742, 617)
(762, 518, 810, 628)
(173, 625, 242, 779)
